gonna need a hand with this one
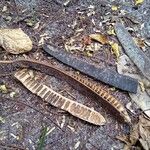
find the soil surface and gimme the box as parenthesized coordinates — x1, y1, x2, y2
(0, 0, 150, 150)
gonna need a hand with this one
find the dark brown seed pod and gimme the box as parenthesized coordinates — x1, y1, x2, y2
(14, 69, 106, 126)
(71, 74, 131, 123)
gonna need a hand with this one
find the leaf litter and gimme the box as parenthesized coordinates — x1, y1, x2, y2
(135, 0, 144, 5)
(0, 84, 8, 93)
(117, 115, 150, 150)
(89, 34, 109, 45)
(64, 34, 102, 56)
(0, 0, 150, 149)
(109, 41, 120, 60)
(117, 54, 150, 117)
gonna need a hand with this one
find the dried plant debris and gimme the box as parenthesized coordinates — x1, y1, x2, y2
(1, 58, 131, 122)
(82, 36, 92, 46)
(115, 23, 150, 81)
(14, 69, 106, 125)
(117, 55, 137, 75)
(130, 86, 150, 118)
(117, 54, 150, 118)
(2, 6, 7, 12)
(64, 36, 83, 52)
(9, 91, 17, 98)
(0, 116, 5, 123)
(0, 84, 8, 93)
(64, 35, 101, 56)
(126, 102, 136, 115)
(89, 33, 121, 60)
(133, 37, 146, 51)
(111, 5, 119, 11)
(117, 115, 150, 150)
(46, 127, 55, 136)
(24, 18, 37, 27)
(0, 28, 32, 54)
(109, 41, 120, 60)
(89, 34, 109, 45)
(107, 27, 116, 36)
(74, 141, 80, 149)
(64, 32, 121, 60)
(135, 0, 144, 5)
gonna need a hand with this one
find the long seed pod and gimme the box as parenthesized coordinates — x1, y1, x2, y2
(14, 69, 106, 126)
(0, 59, 131, 123)
(70, 74, 131, 123)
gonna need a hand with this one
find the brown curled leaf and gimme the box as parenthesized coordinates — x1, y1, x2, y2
(89, 34, 109, 45)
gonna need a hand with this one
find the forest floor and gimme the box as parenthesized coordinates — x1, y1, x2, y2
(0, 0, 150, 150)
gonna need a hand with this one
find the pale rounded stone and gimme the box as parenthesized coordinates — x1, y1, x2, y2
(0, 28, 32, 54)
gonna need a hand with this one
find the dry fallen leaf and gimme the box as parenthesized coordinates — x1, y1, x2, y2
(82, 36, 92, 45)
(109, 41, 120, 60)
(2, 6, 7, 12)
(107, 28, 116, 36)
(38, 37, 45, 46)
(85, 51, 93, 57)
(139, 81, 145, 92)
(63, 0, 71, 6)
(0, 116, 5, 123)
(135, 0, 144, 5)
(126, 102, 135, 114)
(5, 16, 12, 22)
(74, 141, 80, 149)
(10, 91, 16, 98)
(67, 125, 75, 132)
(24, 18, 36, 27)
(34, 21, 40, 30)
(116, 54, 150, 117)
(111, 5, 118, 11)
(0, 84, 8, 93)
(117, 115, 150, 150)
(89, 34, 109, 45)
(134, 37, 146, 51)
(0, 28, 32, 54)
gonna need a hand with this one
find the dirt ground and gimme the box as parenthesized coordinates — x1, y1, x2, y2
(0, 0, 150, 150)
